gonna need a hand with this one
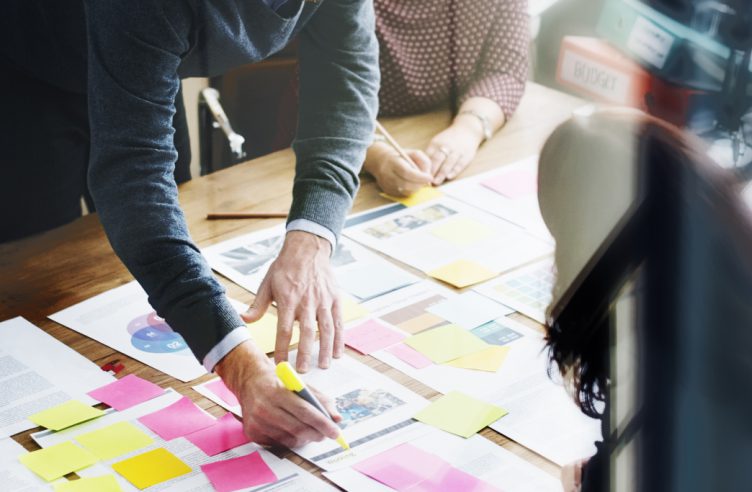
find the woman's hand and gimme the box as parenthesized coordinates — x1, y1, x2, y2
(365, 142, 433, 197)
(425, 120, 484, 186)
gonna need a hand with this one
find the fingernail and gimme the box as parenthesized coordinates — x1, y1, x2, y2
(298, 361, 309, 373)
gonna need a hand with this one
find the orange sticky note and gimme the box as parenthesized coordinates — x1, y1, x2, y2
(428, 260, 497, 288)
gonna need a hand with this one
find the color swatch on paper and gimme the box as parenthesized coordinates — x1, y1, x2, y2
(445, 345, 511, 372)
(76, 422, 154, 460)
(29, 400, 104, 431)
(428, 260, 497, 288)
(138, 396, 216, 441)
(404, 325, 488, 363)
(429, 217, 494, 247)
(201, 451, 277, 492)
(185, 413, 250, 456)
(344, 319, 406, 355)
(53, 474, 123, 492)
(414, 391, 508, 438)
(19, 441, 97, 482)
(112, 448, 190, 489)
(87, 374, 164, 411)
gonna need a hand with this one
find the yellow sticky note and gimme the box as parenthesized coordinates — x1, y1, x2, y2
(19, 441, 97, 482)
(112, 448, 191, 490)
(414, 391, 508, 438)
(430, 218, 494, 247)
(404, 324, 488, 363)
(428, 260, 497, 288)
(445, 345, 511, 372)
(342, 296, 370, 323)
(381, 186, 443, 207)
(54, 475, 123, 492)
(247, 313, 299, 354)
(29, 401, 104, 431)
(76, 422, 154, 461)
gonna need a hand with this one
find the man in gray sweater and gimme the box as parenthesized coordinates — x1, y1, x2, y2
(1, 0, 379, 448)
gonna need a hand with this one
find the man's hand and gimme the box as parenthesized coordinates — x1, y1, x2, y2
(215, 340, 342, 448)
(242, 230, 343, 373)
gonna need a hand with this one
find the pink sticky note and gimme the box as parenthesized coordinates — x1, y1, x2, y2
(481, 169, 538, 199)
(344, 319, 406, 355)
(87, 374, 164, 411)
(354, 443, 448, 490)
(201, 451, 277, 492)
(386, 343, 433, 369)
(138, 396, 216, 441)
(185, 413, 250, 456)
(206, 379, 240, 407)
(409, 467, 502, 492)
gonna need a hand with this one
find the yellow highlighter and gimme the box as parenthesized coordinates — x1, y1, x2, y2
(275, 361, 350, 451)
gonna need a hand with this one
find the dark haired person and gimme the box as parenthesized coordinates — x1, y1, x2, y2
(0, 0, 379, 449)
(363, 0, 530, 196)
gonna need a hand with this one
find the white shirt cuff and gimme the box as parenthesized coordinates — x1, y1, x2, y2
(202, 326, 253, 373)
(286, 219, 337, 251)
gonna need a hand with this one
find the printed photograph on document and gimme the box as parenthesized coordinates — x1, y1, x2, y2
(364, 204, 458, 239)
(336, 389, 406, 429)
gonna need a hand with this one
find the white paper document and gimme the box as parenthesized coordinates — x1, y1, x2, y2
(324, 431, 561, 492)
(442, 156, 553, 241)
(344, 197, 552, 276)
(0, 437, 48, 491)
(0, 317, 114, 437)
(203, 225, 419, 300)
(48, 282, 213, 382)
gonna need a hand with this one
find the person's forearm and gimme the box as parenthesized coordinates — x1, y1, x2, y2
(451, 97, 506, 143)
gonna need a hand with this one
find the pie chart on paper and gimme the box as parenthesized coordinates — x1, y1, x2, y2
(128, 312, 192, 355)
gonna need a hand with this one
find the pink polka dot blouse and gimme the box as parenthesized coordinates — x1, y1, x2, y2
(375, 0, 529, 119)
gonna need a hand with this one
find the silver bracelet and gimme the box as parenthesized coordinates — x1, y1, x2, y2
(458, 109, 493, 143)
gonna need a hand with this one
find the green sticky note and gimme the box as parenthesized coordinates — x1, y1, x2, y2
(112, 448, 191, 489)
(414, 391, 508, 438)
(29, 401, 104, 431)
(19, 441, 97, 482)
(404, 324, 489, 363)
(76, 422, 154, 460)
(54, 474, 123, 492)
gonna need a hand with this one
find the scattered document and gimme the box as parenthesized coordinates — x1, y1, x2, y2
(344, 319, 406, 355)
(0, 437, 48, 491)
(48, 282, 223, 382)
(0, 317, 114, 436)
(203, 225, 418, 299)
(87, 375, 165, 412)
(201, 451, 277, 492)
(29, 400, 104, 431)
(474, 257, 555, 324)
(20, 441, 97, 482)
(414, 391, 508, 438)
(442, 156, 552, 240)
(53, 475, 122, 492)
(345, 197, 552, 279)
(426, 291, 512, 329)
(324, 431, 561, 492)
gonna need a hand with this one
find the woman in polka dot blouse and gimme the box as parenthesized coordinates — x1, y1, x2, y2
(364, 0, 529, 197)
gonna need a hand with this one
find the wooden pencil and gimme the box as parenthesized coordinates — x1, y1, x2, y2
(206, 212, 288, 220)
(375, 121, 419, 170)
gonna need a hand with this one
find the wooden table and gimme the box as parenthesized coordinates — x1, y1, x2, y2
(0, 82, 584, 486)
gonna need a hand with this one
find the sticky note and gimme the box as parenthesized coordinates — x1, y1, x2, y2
(427, 292, 511, 329)
(87, 374, 164, 411)
(29, 400, 104, 431)
(19, 441, 97, 482)
(353, 443, 448, 490)
(138, 396, 216, 441)
(341, 296, 370, 322)
(404, 325, 488, 363)
(385, 343, 433, 369)
(53, 475, 123, 492)
(112, 448, 191, 489)
(429, 217, 494, 247)
(344, 319, 406, 355)
(381, 186, 443, 207)
(206, 379, 240, 408)
(247, 312, 299, 354)
(414, 391, 508, 438)
(481, 169, 538, 199)
(445, 345, 511, 372)
(408, 466, 502, 492)
(339, 262, 416, 301)
(427, 260, 497, 288)
(76, 422, 154, 460)
(201, 451, 277, 492)
(185, 413, 250, 456)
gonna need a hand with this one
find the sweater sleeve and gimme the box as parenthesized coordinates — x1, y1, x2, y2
(463, 0, 529, 118)
(289, 0, 380, 239)
(84, 0, 244, 363)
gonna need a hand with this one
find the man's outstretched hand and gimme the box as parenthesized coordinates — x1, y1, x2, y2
(242, 230, 344, 373)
